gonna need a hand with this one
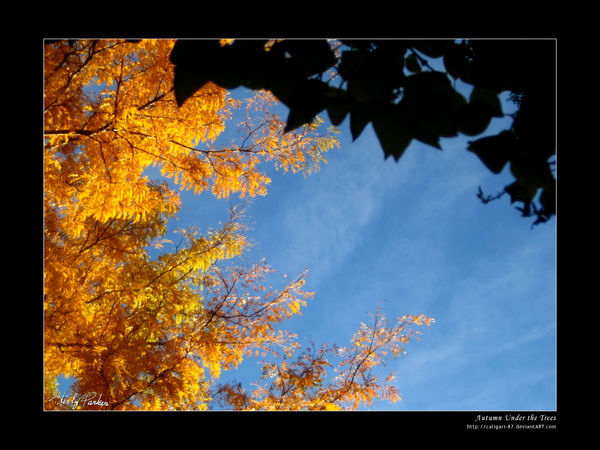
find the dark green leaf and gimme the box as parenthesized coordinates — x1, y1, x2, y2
(322, 87, 350, 126)
(399, 72, 465, 142)
(173, 65, 209, 107)
(413, 132, 441, 150)
(170, 40, 222, 106)
(467, 130, 517, 174)
(404, 72, 467, 111)
(456, 102, 494, 136)
(280, 79, 328, 133)
(372, 106, 413, 161)
(326, 106, 349, 126)
(170, 40, 255, 105)
(349, 107, 371, 141)
(324, 99, 349, 127)
(284, 109, 313, 134)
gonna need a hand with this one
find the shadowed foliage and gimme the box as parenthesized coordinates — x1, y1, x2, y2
(170, 39, 556, 226)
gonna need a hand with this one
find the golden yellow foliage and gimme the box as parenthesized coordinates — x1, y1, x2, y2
(44, 39, 430, 411)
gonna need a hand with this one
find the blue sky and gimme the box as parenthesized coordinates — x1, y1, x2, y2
(160, 83, 556, 411)
(56, 56, 556, 411)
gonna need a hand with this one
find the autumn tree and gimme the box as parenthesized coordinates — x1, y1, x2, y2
(43, 39, 432, 410)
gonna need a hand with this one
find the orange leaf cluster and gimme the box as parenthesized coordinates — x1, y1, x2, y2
(213, 310, 434, 410)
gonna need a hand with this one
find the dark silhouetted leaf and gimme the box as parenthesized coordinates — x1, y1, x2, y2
(372, 105, 413, 161)
(349, 107, 371, 141)
(173, 65, 209, 107)
(325, 103, 349, 127)
(456, 102, 494, 136)
(400, 72, 465, 144)
(285, 109, 314, 133)
(170, 40, 246, 106)
(413, 129, 441, 149)
(281, 79, 329, 133)
(323, 88, 350, 126)
(467, 130, 517, 174)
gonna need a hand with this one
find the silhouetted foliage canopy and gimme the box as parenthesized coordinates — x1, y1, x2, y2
(169, 39, 556, 226)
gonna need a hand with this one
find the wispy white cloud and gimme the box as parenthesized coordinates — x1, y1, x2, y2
(273, 132, 404, 285)
(388, 240, 556, 410)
